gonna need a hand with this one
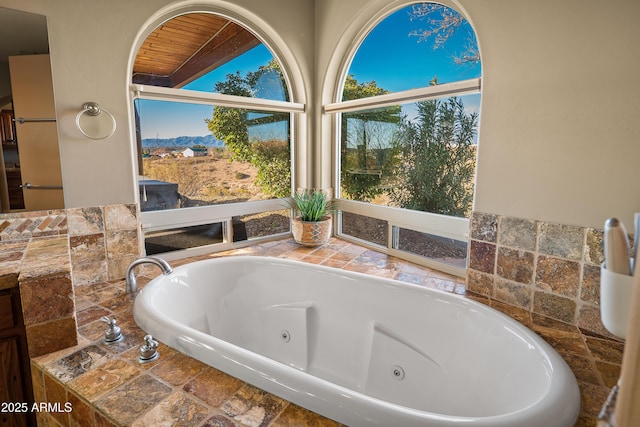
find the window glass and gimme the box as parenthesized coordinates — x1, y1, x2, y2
(133, 13, 288, 101)
(136, 99, 290, 211)
(334, 3, 480, 272)
(144, 208, 291, 255)
(144, 222, 225, 255)
(394, 226, 467, 268)
(345, 3, 480, 99)
(340, 94, 479, 218)
(339, 211, 388, 247)
(239, 209, 291, 239)
(133, 12, 297, 254)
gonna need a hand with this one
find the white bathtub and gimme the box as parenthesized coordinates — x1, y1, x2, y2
(133, 256, 580, 427)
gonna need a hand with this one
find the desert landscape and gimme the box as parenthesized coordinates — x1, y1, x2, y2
(142, 147, 266, 207)
(142, 148, 289, 253)
(142, 147, 466, 267)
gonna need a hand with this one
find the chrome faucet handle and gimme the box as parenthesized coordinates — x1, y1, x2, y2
(138, 334, 159, 363)
(100, 316, 123, 344)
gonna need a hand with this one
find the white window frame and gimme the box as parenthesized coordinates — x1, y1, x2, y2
(328, 78, 482, 277)
(131, 84, 304, 260)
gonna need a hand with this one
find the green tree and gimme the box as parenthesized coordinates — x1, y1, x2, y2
(390, 92, 477, 217)
(340, 75, 402, 201)
(206, 60, 291, 198)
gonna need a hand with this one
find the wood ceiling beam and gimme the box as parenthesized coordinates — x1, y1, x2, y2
(132, 16, 262, 89)
(131, 73, 171, 86)
(169, 23, 261, 88)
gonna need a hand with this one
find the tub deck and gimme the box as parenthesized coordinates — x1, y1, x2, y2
(30, 238, 621, 427)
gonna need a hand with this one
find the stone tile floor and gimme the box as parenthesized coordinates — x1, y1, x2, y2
(32, 237, 620, 426)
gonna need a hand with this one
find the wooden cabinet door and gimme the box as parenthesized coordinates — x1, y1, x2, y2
(9, 54, 64, 211)
(0, 337, 28, 427)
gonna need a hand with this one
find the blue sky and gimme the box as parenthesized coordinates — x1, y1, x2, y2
(349, 6, 480, 92)
(348, 5, 481, 126)
(136, 45, 273, 140)
(137, 5, 481, 140)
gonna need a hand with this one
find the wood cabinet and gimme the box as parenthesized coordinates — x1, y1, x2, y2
(0, 108, 25, 211)
(0, 287, 35, 427)
(0, 110, 16, 145)
(5, 170, 24, 211)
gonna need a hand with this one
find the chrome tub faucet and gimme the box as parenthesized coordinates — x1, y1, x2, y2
(125, 256, 173, 294)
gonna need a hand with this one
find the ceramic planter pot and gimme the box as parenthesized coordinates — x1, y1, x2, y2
(291, 216, 332, 247)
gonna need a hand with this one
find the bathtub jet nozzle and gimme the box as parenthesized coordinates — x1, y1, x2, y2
(391, 365, 405, 381)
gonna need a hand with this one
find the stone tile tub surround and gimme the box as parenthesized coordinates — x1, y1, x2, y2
(468, 211, 612, 336)
(0, 204, 141, 358)
(0, 206, 619, 425)
(29, 239, 618, 426)
(0, 205, 142, 284)
(19, 236, 77, 358)
(67, 204, 142, 285)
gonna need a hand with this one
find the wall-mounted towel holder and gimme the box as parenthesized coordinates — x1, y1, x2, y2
(13, 117, 56, 124)
(601, 261, 634, 339)
(75, 102, 116, 140)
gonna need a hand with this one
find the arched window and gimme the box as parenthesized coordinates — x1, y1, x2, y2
(327, 3, 481, 275)
(131, 12, 302, 257)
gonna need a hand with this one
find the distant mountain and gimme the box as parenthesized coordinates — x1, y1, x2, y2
(142, 135, 225, 148)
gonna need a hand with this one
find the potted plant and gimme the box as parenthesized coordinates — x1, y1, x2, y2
(289, 188, 335, 247)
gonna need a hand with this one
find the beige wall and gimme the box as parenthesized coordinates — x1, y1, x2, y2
(467, 0, 640, 230)
(315, 0, 640, 230)
(1, 0, 639, 230)
(0, 0, 314, 207)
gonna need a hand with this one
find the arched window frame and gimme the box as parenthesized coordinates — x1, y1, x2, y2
(128, 7, 306, 259)
(326, 1, 482, 277)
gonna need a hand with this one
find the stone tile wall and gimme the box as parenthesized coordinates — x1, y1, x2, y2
(67, 205, 142, 285)
(19, 236, 77, 357)
(467, 211, 609, 335)
(0, 205, 142, 282)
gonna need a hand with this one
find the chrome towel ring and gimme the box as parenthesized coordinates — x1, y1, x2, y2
(75, 102, 116, 140)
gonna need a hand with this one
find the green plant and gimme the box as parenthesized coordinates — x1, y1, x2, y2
(289, 189, 335, 222)
(340, 75, 402, 202)
(206, 60, 292, 198)
(390, 95, 477, 217)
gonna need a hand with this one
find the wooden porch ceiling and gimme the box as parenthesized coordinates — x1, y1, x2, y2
(132, 13, 261, 88)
